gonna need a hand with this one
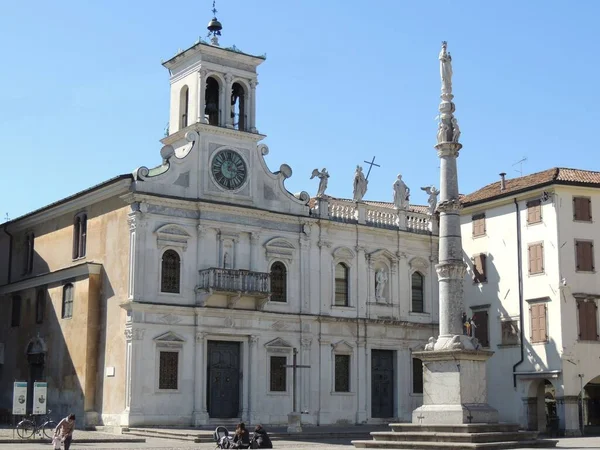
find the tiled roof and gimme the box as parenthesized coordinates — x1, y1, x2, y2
(309, 196, 428, 214)
(461, 167, 600, 206)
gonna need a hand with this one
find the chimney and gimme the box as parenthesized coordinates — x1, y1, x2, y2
(499, 173, 507, 191)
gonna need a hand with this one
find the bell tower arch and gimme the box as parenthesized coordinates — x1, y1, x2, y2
(163, 4, 265, 136)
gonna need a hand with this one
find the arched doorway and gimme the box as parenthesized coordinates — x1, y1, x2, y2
(526, 378, 557, 433)
(205, 76, 220, 126)
(230, 82, 245, 131)
(26, 336, 46, 414)
(583, 375, 600, 434)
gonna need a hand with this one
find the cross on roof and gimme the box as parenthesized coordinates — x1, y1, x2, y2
(363, 156, 380, 180)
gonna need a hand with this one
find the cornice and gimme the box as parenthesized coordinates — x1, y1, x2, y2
(0, 262, 102, 294)
(6, 178, 132, 232)
(161, 123, 265, 146)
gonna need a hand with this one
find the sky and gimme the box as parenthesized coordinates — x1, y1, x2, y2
(1, 0, 599, 221)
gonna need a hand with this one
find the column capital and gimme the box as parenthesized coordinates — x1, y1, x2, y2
(249, 79, 258, 89)
(250, 232, 261, 243)
(435, 262, 467, 280)
(225, 73, 234, 84)
(435, 142, 462, 158)
(300, 337, 312, 349)
(249, 335, 259, 347)
(318, 240, 332, 249)
(195, 332, 208, 343)
(436, 198, 463, 213)
(199, 68, 208, 77)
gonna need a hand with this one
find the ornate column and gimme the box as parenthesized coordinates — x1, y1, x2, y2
(197, 69, 207, 124)
(248, 335, 259, 423)
(127, 202, 147, 301)
(356, 337, 368, 423)
(193, 332, 209, 424)
(124, 327, 145, 424)
(317, 240, 332, 312)
(224, 73, 234, 128)
(411, 42, 498, 425)
(299, 231, 311, 313)
(356, 246, 367, 315)
(249, 232, 261, 271)
(300, 337, 312, 416)
(249, 79, 258, 132)
(396, 251, 409, 319)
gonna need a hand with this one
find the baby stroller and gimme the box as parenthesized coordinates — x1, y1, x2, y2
(214, 426, 231, 449)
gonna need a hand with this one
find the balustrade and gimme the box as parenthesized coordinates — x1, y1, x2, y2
(198, 268, 270, 295)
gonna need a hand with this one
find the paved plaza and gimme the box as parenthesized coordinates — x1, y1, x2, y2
(4, 435, 600, 450)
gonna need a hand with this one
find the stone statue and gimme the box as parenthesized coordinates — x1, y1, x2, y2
(353, 165, 368, 202)
(420, 185, 440, 215)
(439, 41, 453, 91)
(437, 121, 450, 144)
(424, 337, 436, 351)
(393, 174, 410, 210)
(451, 117, 461, 143)
(375, 268, 388, 300)
(310, 168, 330, 197)
(223, 252, 230, 269)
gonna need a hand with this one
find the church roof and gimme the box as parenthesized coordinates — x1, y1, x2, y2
(162, 41, 266, 68)
(461, 167, 600, 207)
(309, 196, 429, 214)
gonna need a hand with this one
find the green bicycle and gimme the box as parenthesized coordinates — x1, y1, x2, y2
(16, 409, 57, 439)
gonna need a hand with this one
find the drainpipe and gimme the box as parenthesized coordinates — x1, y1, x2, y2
(513, 198, 525, 388)
(3, 224, 13, 284)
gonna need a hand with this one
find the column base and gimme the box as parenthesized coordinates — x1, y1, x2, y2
(192, 410, 209, 426)
(412, 347, 498, 425)
(287, 412, 302, 432)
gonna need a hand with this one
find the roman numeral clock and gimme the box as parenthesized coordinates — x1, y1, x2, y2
(210, 149, 248, 190)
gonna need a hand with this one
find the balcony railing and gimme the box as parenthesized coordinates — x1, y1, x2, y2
(197, 268, 271, 309)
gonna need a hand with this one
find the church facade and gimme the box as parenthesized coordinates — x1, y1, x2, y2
(0, 36, 439, 427)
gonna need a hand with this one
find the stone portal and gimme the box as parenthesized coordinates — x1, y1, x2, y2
(207, 341, 241, 419)
(371, 350, 394, 419)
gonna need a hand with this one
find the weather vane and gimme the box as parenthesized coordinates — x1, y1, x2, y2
(207, 0, 223, 45)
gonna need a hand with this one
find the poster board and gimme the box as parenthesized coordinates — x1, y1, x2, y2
(33, 382, 47, 415)
(12, 382, 27, 415)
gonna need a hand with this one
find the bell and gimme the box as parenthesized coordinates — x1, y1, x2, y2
(207, 18, 222, 35)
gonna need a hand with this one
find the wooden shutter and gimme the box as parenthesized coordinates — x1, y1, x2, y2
(576, 241, 594, 272)
(472, 214, 485, 237)
(528, 244, 544, 274)
(530, 304, 547, 343)
(574, 197, 592, 221)
(473, 254, 487, 283)
(474, 311, 489, 347)
(578, 300, 598, 341)
(527, 200, 541, 224)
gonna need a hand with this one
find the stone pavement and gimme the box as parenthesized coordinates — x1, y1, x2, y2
(0, 427, 145, 444)
(4, 435, 600, 449)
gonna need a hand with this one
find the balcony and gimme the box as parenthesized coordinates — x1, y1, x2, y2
(196, 268, 271, 310)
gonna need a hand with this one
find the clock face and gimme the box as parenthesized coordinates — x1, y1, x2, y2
(211, 150, 248, 190)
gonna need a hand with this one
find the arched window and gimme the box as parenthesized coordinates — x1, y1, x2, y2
(335, 263, 349, 306)
(72, 213, 87, 259)
(231, 82, 246, 131)
(23, 233, 34, 274)
(270, 262, 287, 302)
(62, 284, 74, 319)
(411, 272, 424, 313)
(179, 85, 189, 129)
(161, 250, 181, 294)
(205, 76, 220, 126)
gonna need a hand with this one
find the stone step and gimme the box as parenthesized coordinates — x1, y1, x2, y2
(123, 429, 197, 441)
(371, 431, 538, 443)
(389, 423, 521, 433)
(352, 439, 558, 449)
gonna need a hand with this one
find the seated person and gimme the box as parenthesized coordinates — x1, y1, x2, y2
(232, 422, 250, 449)
(251, 424, 273, 449)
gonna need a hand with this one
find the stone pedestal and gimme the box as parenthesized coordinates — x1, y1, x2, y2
(287, 412, 302, 433)
(412, 349, 498, 425)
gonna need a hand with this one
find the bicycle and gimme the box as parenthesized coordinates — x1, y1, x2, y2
(16, 409, 57, 439)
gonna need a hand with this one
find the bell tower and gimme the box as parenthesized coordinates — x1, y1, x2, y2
(162, 1, 265, 136)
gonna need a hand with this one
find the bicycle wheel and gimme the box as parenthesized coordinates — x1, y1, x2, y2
(43, 421, 57, 439)
(16, 420, 35, 439)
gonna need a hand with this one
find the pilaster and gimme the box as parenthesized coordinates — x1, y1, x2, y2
(249, 79, 258, 132)
(193, 331, 209, 424)
(224, 73, 234, 128)
(356, 339, 368, 423)
(559, 395, 581, 436)
(197, 69, 207, 124)
(248, 335, 259, 423)
(124, 326, 145, 423)
(249, 232, 260, 271)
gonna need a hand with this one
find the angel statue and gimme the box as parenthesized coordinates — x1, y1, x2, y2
(421, 185, 440, 215)
(310, 168, 330, 197)
(353, 165, 368, 202)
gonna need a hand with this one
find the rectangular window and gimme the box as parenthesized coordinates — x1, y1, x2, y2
(73, 214, 87, 259)
(11, 296, 21, 327)
(158, 351, 179, 390)
(527, 199, 542, 224)
(23, 233, 34, 274)
(501, 320, 520, 346)
(335, 263, 349, 306)
(472, 310, 489, 347)
(578, 300, 598, 341)
(412, 358, 423, 394)
(472, 254, 487, 283)
(334, 354, 350, 392)
(528, 243, 544, 275)
(576, 240, 595, 272)
(269, 356, 287, 392)
(35, 289, 45, 324)
(530, 303, 547, 343)
(472, 214, 486, 237)
(574, 197, 592, 222)
(62, 284, 74, 319)
(411, 272, 424, 313)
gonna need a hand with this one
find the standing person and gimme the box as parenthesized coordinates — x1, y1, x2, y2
(251, 424, 273, 449)
(54, 414, 75, 450)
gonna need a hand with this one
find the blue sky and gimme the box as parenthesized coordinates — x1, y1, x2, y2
(1, 1, 598, 221)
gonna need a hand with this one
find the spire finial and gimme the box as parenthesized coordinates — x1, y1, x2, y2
(207, 0, 222, 46)
(436, 41, 460, 145)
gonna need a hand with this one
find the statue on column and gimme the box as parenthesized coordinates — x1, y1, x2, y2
(439, 41, 453, 92)
(393, 174, 410, 210)
(353, 165, 368, 202)
(310, 168, 330, 197)
(421, 185, 440, 215)
(451, 117, 461, 143)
